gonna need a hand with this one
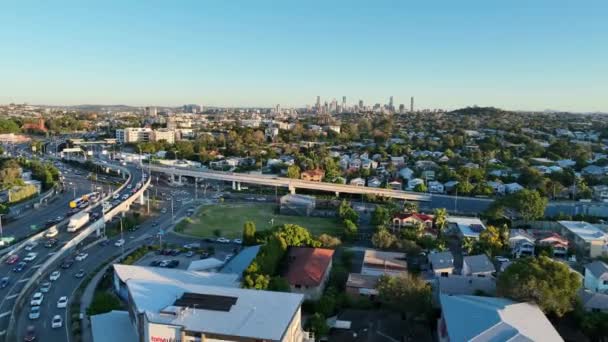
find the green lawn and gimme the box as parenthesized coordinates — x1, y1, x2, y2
(178, 203, 340, 238)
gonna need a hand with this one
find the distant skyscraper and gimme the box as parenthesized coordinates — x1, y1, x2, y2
(358, 100, 364, 110)
(389, 96, 394, 110)
(316, 96, 321, 110)
(342, 96, 346, 112)
(410, 97, 414, 112)
(144, 106, 157, 116)
(399, 104, 405, 114)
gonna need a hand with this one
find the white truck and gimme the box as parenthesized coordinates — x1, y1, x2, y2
(67, 212, 89, 233)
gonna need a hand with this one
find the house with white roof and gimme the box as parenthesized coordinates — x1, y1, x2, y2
(504, 182, 524, 194)
(349, 177, 365, 187)
(447, 217, 487, 240)
(438, 294, 563, 342)
(398, 167, 414, 180)
(462, 254, 495, 277)
(367, 177, 382, 188)
(428, 181, 445, 193)
(558, 221, 608, 258)
(407, 178, 424, 190)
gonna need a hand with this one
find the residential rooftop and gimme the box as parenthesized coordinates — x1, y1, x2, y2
(559, 221, 608, 242)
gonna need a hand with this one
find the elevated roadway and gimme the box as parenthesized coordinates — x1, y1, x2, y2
(147, 164, 431, 201)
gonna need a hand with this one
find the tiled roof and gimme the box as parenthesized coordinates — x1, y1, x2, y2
(285, 247, 334, 287)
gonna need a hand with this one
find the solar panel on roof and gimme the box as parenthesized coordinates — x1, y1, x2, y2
(173, 293, 238, 312)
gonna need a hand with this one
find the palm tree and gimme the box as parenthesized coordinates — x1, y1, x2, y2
(433, 208, 448, 236)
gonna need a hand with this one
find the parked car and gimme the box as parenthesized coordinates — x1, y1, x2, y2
(74, 269, 86, 278)
(13, 262, 27, 272)
(51, 315, 63, 328)
(149, 260, 161, 267)
(114, 239, 125, 247)
(50, 271, 61, 281)
(167, 260, 180, 268)
(30, 292, 44, 306)
(216, 237, 230, 244)
(185, 251, 194, 258)
(232, 239, 242, 245)
(28, 306, 41, 320)
(169, 249, 181, 256)
(57, 296, 68, 309)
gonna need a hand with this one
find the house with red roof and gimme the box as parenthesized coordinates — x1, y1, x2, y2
(285, 247, 335, 300)
(530, 230, 569, 257)
(391, 213, 436, 236)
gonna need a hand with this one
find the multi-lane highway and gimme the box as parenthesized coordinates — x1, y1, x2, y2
(0, 159, 143, 341)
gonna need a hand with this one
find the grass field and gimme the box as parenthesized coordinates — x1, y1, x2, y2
(178, 203, 340, 238)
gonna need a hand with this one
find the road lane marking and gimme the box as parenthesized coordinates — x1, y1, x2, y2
(17, 277, 31, 283)
(0, 311, 10, 318)
(5, 294, 17, 300)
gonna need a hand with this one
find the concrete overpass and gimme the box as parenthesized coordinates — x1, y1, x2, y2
(147, 164, 431, 201)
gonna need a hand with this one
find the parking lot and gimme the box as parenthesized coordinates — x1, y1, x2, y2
(135, 245, 238, 271)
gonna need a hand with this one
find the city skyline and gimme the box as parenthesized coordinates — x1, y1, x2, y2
(1, 1, 607, 112)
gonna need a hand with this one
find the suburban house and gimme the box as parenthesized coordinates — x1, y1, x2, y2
(300, 169, 325, 182)
(345, 273, 380, 299)
(438, 275, 496, 297)
(279, 194, 316, 216)
(407, 178, 424, 190)
(398, 167, 414, 180)
(438, 295, 563, 342)
(509, 229, 536, 258)
(367, 177, 382, 188)
(429, 251, 455, 277)
(447, 217, 487, 240)
(285, 247, 335, 300)
(558, 221, 608, 258)
(391, 213, 434, 232)
(428, 181, 445, 193)
(504, 182, 524, 193)
(388, 180, 402, 190)
(584, 260, 608, 293)
(462, 254, 496, 277)
(579, 289, 608, 313)
(530, 230, 569, 257)
(361, 250, 407, 276)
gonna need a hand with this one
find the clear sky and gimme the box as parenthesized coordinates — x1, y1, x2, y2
(1, 0, 607, 112)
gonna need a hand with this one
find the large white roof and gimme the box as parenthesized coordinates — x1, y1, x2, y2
(113, 264, 239, 288)
(447, 216, 487, 239)
(558, 221, 608, 242)
(440, 294, 563, 342)
(127, 279, 304, 341)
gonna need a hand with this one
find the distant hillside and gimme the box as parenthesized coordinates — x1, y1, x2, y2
(448, 106, 507, 116)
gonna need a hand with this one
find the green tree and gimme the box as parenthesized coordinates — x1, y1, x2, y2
(338, 200, 359, 223)
(317, 234, 341, 248)
(456, 181, 474, 195)
(461, 237, 475, 255)
(306, 313, 329, 338)
(580, 311, 608, 341)
(403, 201, 418, 213)
(268, 276, 291, 292)
(377, 274, 432, 322)
(343, 219, 358, 240)
(372, 205, 391, 227)
(493, 189, 548, 221)
(286, 164, 301, 179)
(372, 228, 397, 249)
(243, 221, 256, 245)
(433, 208, 448, 235)
(413, 182, 427, 193)
(497, 256, 581, 317)
(476, 225, 503, 257)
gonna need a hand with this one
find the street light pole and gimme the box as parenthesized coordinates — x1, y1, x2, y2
(120, 217, 125, 257)
(0, 214, 4, 240)
(171, 196, 174, 223)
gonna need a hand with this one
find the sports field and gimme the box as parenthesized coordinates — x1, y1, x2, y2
(178, 203, 340, 238)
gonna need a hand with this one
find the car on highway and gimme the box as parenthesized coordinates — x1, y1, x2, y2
(24, 252, 38, 262)
(113, 193, 120, 200)
(57, 296, 68, 309)
(24, 325, 36, 342)
(45, 228, 59, 238)
(0, 276, 9, 288)
(24, 242, 38, 251)
(13, 262, 27, 272)
(28, 306, 41, 320)
(44, 238, 58, 248)
(122, 194, 129, 200)
(50, 271, 61, 281)
(30, 292, 44, 306)
(6, 254, 19, 264)
(75, 252, 89, 261)
(74, 269, 86, 278)
(40, 282, 52, 293)
(184, 243, 201, 249)
(114, 239, 125, 247)
(127, 184, 132, 189)
(160, 208, 167, 214)
(60, 259, 74, 269)
(51, 315, 63, 328)
(216, 237, 230, 244)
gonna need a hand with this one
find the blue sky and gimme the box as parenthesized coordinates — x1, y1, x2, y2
(1, 0, 607, 111)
